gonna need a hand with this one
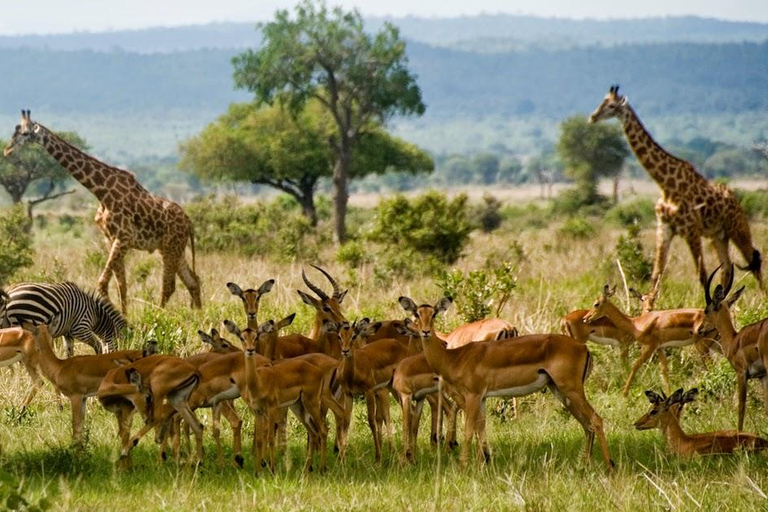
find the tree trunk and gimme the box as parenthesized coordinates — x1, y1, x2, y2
(332, 142, 351, 244)
(299, 192, 318, 227)
(612, 173, 621, 204)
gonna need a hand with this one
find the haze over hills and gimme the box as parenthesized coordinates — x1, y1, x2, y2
(1, 14, 767, 161)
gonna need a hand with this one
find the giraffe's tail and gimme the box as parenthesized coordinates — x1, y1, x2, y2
(189, 224, 196, 275)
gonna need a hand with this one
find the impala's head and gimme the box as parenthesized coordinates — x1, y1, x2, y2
(198, 328, 239, 354)
(297, 265, 347, 324)
(589, 85, 628, 124)
(338, 318, 377, 357)
(223, 319, 260, 357)
(583, 284, 616, 323)
(254, 314, 295, 358)
(227, 279, 275, 326)
(0, 326, 33, 367)
(700, 264, 745, 337)
(398, 296, 453, 341)
(4, 110, 41, 157)
(634, 388, 698, 430)
(142, 339, 159, 357)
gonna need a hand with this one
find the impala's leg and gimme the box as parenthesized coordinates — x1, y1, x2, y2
(375, 389, 394, 455)
(622, 343, 658, 397)
(427, 392, 440, 446)
(219, 401, 243, 467)
(762, 376, 768, 419)
(20, 359, 43, 411)
(211, 404, 223, 466)
(176, 254, 202, 309)
(338, 394, 353, 461)
(401, 394, 415, 461)
(656, 349, 671, 394)
(476, 398, 490, 464)
(365, 390, 382, 463)
(737, 371, 748, 431)
(276, 407, 288, 453)
(646, 217, 674, 312)
(304, 397, 328, 472)
(71, 395, 87, 443)
(443, 393, 459, 450)
(460, 394, 481, 468)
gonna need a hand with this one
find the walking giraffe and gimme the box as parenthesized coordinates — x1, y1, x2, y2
(4, 110, 201, 313)
(589, 86, 762, 312)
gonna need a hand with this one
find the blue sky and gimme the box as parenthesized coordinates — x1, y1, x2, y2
(2, 0, 767, 35)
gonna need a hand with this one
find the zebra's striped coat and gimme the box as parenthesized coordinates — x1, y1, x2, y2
(0, 282, 127, 355)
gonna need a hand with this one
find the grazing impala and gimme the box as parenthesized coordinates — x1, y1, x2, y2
(635, 388, 768, 455)
(584, 285, 708, 396)
(561, 309, 632, 359)
(399, 296, 612, 469)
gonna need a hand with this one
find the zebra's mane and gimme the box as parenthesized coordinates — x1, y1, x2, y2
(84, 288, 128, 333)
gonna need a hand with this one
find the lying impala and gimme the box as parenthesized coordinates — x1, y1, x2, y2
(584, 285, 708, 396)
(635, 388, 768, 455)
(399, 296, 612, 469)
(698, 264, 766, 431)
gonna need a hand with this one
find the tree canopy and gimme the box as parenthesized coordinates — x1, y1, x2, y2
(179, 101, 433, 225)
(232, 0, 426, 242)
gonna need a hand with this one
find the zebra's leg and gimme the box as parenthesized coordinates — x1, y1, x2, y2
(68, 329, 103, 355)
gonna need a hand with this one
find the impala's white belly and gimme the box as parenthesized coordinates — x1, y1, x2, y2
(660, 338, 695, 349)
(588, 335, 621, 347)
(0, 353, 24, 367)
(414, 385, 439, 400)
(210, 385, 240, 405)
(485, 373, 550, 398)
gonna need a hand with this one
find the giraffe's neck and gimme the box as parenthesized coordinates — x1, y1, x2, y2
(36, 126, 144, 204)
(617, 105, 704, 193)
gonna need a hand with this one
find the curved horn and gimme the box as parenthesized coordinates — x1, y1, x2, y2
(302, 268, 328, 301)
(705, 264, 721, 306)
(310, 264, 341, 299)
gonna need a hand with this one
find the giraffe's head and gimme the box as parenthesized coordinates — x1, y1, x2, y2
(4, 110, 41, 157)
(588, 85, 628, 124)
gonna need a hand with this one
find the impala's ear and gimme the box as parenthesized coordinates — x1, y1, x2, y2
(142, 339, 159, 357)
(210, 328, 220, 338)
(198, 330, 214, 345)
(629, 288, 643, 300)
(435, 297, 453, 315)
(401, 318, 419, 335)
(681, 388, 699, 404)
(277, 313, 296, 330)
(668, 388, 685, 405)
(226, 282, 243, 297)
(21, 321, 38, 335)
(223, 320, 241, 337)
(398, 296, 418, 315)
(112, 358, 132, 367)
(645, 390, 662, 404)
(298, 289, 319, 307)
(337, 289, 348, 303)
(258, 279, 275, 296)
(321, 319, 338, 333)
(727, 286, 746, 308)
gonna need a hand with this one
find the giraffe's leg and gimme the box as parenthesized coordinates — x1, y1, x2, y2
(712, 235, 734, 290)
(159, 249, 181, 308)
(176, 256, 202, 310)
(98, 239, 127, 309)
(729, 208, 763, 290)
(647, 218, 674, 312)
(684, 230, 707, 291)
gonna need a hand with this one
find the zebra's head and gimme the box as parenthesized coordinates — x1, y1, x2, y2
(91, 292, 128, 347)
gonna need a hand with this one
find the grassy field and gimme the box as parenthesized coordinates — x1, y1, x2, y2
(3, 197, 768, 511)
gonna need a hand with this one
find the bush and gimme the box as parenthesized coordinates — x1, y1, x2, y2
(474, 193, 503, 232)
(614, 223, 652, 283)
(551, 187, 610, 217)
(735, 189, 768, 220)
(336, 241, 370, 268)
(604, 198, 656, 227)
(435, 262, 517, 323)
(0, 206, 34, 285)
(186, 195, 321, 261)
(372, 248, 441, 285)
(557, 217, 597, 240)
(369, 191, 473, 264)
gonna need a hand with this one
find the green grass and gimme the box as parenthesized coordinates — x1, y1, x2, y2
(3, 203, 768, 510)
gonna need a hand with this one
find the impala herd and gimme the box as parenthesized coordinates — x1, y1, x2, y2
(1, 263, 767, 474)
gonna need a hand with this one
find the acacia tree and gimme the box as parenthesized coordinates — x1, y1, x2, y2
(232, 0, 426, 242)
(557, 115, 629, 204)
(0, 131, 87, 218)
(179, 101, 433, 225)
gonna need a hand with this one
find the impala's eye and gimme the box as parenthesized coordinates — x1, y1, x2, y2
(650, 410, 658, 416)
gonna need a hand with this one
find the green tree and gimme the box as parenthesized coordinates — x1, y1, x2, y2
(0, 131, 88, 218)
(232, 0, 426, 242)
(179, 101, 432, 226)
(557, 115, 629, 204)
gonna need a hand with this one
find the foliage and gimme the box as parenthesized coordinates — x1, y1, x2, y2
(369, 191, 473, 264)
(551, 187, 611, 217)
(473, 193, 503, 233)
(232, 0, 426, 242)
(435, 262, 517, 323)
(614, 223, 652, 283)
(335, 241, 371, 268)
(735, 189, 768, 220)
(0, 469, 53, 512)
(604, 198, 656, 227)
(557, 217, 597, 240)
(0, 206, 34, 285)
(185, 195, 320, 261)
(557, 115, 629, 205)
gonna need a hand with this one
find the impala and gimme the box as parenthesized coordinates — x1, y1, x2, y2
(561, 309, 632, 359)
(698, 264, 764, 430)
(227, 279, 275, 329)
(399, 296, 612, 469)
(635, 388, 768, 455)
(584, 285, 708, 396)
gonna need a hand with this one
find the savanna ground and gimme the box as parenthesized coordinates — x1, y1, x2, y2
(3, 186, 768, 511)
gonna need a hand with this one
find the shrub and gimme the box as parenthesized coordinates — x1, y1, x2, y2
(557, 217, 597, 240)
(604, 198, 656, 227)
(435, 262, 517, 323)
(614, 223, 652, 283)
(372, 248, 441, 285)
(0, 206, 34, 285)
(551, 188, 610, 217)
(369, 191, 473, 264)
(474, 193, 503, 232)
(336, 241, 370, 268)
(735, 189, 768, 220)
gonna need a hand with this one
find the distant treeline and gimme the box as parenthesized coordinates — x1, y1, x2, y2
(2, 40, 768, 120)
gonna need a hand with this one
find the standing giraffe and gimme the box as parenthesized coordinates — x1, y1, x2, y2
(4, 110, 201, 313)
(589, 86, 761, 312)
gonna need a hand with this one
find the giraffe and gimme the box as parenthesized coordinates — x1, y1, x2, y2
(4, 110, 201, 313)
(589, 86, 762, 312)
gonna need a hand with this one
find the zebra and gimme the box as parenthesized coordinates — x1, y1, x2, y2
(0, 281, 128, 356)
